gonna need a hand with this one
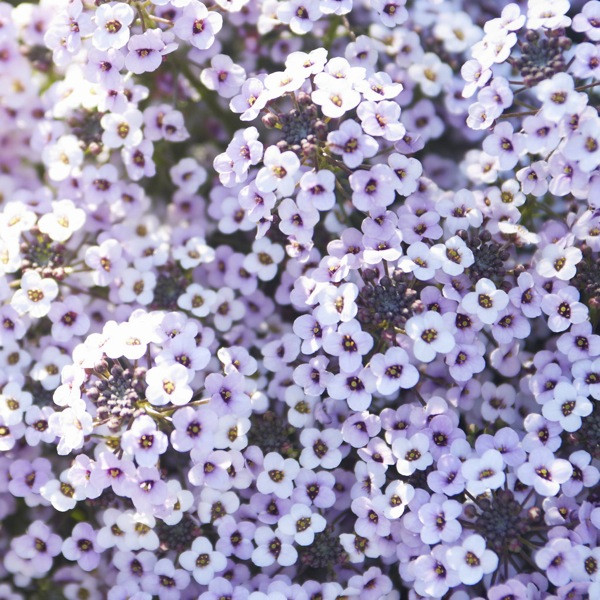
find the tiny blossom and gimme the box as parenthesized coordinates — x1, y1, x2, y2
(11, 272, 59, 319)
(201, 54, 246, 98)
(121, 415, 169, 467)
(251, 526, 297, 568)
(277, 0, 322, 34)
(243, 237, 285, 281)
(542, 381, 593, 432)
(278, 503, 326, 545)
(173, 1, 223, 50)
(392, 432, 433, 476)
(462, 449, 506, 496)
(369, 346, 419, 395)
(256, 453, 299, 499)
(322, 319, 373, 372)
(537, 245, 583, 281)
(92, 2, 134, 51)
(408, 52, 453, 97)
(357, 100, 405, 141)
(537, 73, 586, 123)
(482, 121, 524, 171)
(299, 427, 343, 469)
(461, 278, 509, 325)
(405, 311, 455, 363)
(541, 286, 589, 333)
(573, 1, 600, 41)
(4, 0, 600, 596)
(125, 29, 174, 75)
(446, 534, 499, 585)
(312, 80, 361, 119)
(328, 119, 378, 169)
(179, 537, 226, 584)
(430, 235, 475, 276)
(518, 448, 573, 497)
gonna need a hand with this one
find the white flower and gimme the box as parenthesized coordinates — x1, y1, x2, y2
(536, 73, 586, 123)
(536, 244, 582, 281)
(277, 0, 322, 35)
(446, 534, 498, 585)
(430, 236, 475, 276)
(461, 449, 505, 496)
(312, 80, 361, 119)
(278, 503, 326, 545)
(178, 537, 226, 584)
(392, 432, 433, 475)
(11, 271, 59, 318)
(255, 146, 300, 197)
(117, 268, 156, 305)
(125, 29, 173, 75)
(461, 278, 509, 324)
(356, 100, 405, 141)
(408, 53, 453, 96)
(92, 2, 134, 51)
(542, 381, 593, 432)
(369, 347, 419, 395)
(252, 526, 297, 567)
(177, 283, 217, 317)
(243, 237, 285, 281)
(173, 236, 215, 269)
(145, 364, 193, 406)
(42, 135, 84, 181)
(40, 475, 86, 512)
(397, 241, 441, 281)
(173, 1, 223, 50)
(527, 0, 571, 29)
(517, 447, 573, 496)
(322, 319, 373, 373)
(37, 199, 85, 242)
(256, 453, 299, 498)
(121, 415, 168, 467)
(101, 109, 144, 149)
(49, 406, 93, 456)
(405, 311, 455, 363)
(200, 54, 246, 98)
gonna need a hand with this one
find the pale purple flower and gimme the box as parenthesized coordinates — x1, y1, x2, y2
(278, 503, 326, 545)
(518, 447, 573, 496)
(328, 119, 379, 169)
(446, 534, 498, 585)
(92, 3, 134, 51)
(573, 1, 600, 41)
(322, 319, 373, 373)
(462, 449, 506, 496)
(542, 381, 593, 432)
(392, 432, 433, 476)
(125, 29, 171, 75)
(251, 526, 297, 567)
(541, 286, 589, 332)
(121, 415, 168, 467)
(405, 311, 455, 363)
(535, 538, 576, 586)
(173, 1, 222, 49)
(299, 427, 343, 469)
(369, 347, 419, 395)
(179, 536, 227, 585)
(61, 523, 100, 571)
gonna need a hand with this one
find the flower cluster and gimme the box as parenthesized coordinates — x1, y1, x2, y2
(1, 0, 600, 598)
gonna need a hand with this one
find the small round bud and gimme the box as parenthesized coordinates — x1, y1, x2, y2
(262, 113, 279, 128)
(297, 91, 312, 106)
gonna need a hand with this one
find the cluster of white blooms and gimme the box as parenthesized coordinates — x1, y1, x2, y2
(1, 0, 600, 598)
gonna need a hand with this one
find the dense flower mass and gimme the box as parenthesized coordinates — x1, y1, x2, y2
(1, 0, 600, 598)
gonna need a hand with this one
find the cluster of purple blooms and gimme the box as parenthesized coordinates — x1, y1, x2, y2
(2, 0, 600, 598)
